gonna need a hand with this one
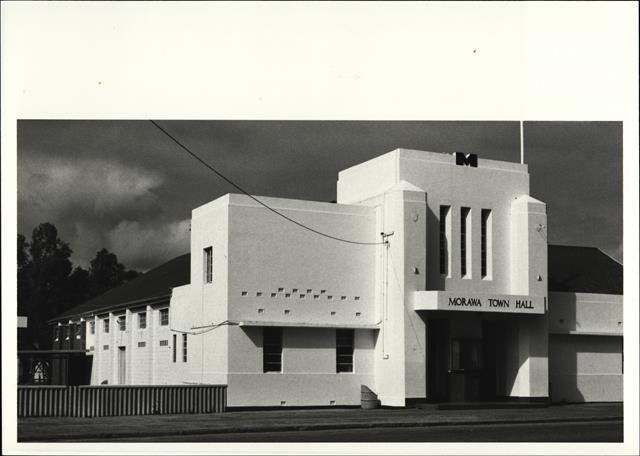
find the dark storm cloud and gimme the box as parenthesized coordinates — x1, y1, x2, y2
(17, 120, 622, 271)
(524, 122, 623, 261)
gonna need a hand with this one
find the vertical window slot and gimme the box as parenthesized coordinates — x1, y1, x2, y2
(204, 246, 213, 283)
(439, 205, 451, 276)
(481, 209, 492, 279)
(461, 207, 471, 278)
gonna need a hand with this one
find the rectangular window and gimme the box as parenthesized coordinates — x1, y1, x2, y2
(159, 339, 168, 346)
(103, 344, 109, 350)
(204, 246, 213, 283)
(263, 327, 283, 373)
(439, 205, 451, 276)
(103, 319, 110, 333)
(172, 334, 177, 363)
(182, 334, 188, 362)
(118, 316, 126, 331)
(460, 207, 471, 278)
(89, 321, 95, 335)
(160, 308, 169, 326)
(137, 341, 146, 348)
(336, 329, 354, 373)
(481, 209, 492, 279)
(138, 312, 147, 329)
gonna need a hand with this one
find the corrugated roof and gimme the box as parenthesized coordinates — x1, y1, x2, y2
(52, 244, 622, 322)
(548, 245, 622, 295)
(52, 253, 191, 321)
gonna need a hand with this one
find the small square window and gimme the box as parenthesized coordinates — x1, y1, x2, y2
(271, 293, 277, 298)
(354, 296, 360, 301)
(292, 288, 298, 293)
(285, 293, 291, 298)
(313, 295, 319, 299)
(320, 289, 326, 294)
(241, 291, 248, 296)
(355, 312, 361, 317)
(258, 308, 264, 314)
(278, 288, 284, 292)
(159, 340, 169, 346)
(284, 309, 290, 315)
(330, 311, 336, 316)
(300, 294, 306, 299)
(89, 345, 94, 351)
(306, 289, 312, 293)
(138, 341, 146, 348)
(341, 296, 347, 300)
(327, 295, 333, 300)
(103, 344, 109, 350)
(256, 292, 263, 297)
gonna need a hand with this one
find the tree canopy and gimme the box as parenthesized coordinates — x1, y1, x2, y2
(17, 222, 140, 349)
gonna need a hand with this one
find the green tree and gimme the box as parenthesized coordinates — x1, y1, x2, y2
(18, 223, 141, 349)
(88, 248, 140, 297)
(23, 223, 74, 348)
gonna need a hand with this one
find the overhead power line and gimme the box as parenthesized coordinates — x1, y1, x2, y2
(149, 120, 385, 246)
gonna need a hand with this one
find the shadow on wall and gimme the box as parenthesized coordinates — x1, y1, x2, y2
(549, 293, 584, 403)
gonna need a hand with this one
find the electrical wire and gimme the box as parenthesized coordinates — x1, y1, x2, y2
(149, 120, 386, 246)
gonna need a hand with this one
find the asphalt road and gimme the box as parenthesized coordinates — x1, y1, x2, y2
(75, 420, 622, 442)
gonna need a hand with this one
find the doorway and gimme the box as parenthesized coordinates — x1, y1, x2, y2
(117, 346, 126, 385)
(427, 315, 508, 402)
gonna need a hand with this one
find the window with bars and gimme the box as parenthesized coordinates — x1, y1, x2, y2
(336, 329, 354, 373)
(204, 246, 213, 283)
(263, 327, 283, 373)
(160, 308, 169, 326)
(439, 205, 450, 275)
(182, 334, 188, 362)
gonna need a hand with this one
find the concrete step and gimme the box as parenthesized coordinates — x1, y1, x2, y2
(416, 401, 548, 411)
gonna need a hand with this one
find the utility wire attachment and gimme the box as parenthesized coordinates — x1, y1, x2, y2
(150, 120, 385, 246)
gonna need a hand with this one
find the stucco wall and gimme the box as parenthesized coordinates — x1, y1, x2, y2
(548, 292, 623, 402)
(226, 326, 375, 407)
(549, 334, 623, 402)
(226, 194, 377, 327)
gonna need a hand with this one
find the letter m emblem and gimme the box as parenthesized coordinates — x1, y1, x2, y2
(455, 152, 478, 167)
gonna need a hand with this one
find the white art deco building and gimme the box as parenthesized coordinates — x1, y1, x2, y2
(52, 149, 623, 407)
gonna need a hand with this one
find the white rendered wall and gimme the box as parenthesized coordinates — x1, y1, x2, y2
(548, 292, 623, 402)
(189, 197, 230, 386)
(221, 194, 378, 406)
(226, 326, 375, 407)
(225, 194, 377, 326)
(337, 149, 549, 404)
(89, 305, 174, 385)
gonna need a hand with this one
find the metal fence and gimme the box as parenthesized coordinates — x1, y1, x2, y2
(18, 384, 227, 417)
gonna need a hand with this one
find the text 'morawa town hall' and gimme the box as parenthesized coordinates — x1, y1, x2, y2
(52, 149, 623, 407)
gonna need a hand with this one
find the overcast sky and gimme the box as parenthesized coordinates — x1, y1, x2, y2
(17, 120, 622, 272)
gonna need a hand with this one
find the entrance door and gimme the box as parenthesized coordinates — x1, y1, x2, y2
(427, 319, 449, 402)
(117, 347, 126, 385)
